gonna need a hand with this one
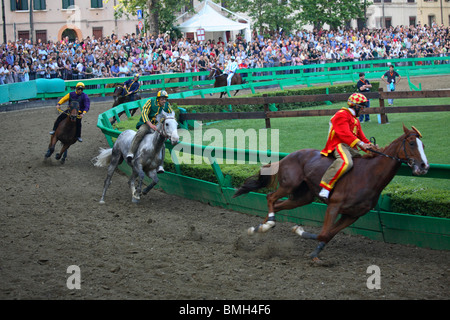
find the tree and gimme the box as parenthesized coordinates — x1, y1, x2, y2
(295, 0, 367, 30)
(221, 0, 300, 35)
(106, 0, 194, 36)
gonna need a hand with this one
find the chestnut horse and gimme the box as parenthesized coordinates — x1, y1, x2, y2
(110, 84, 141, 125)
(233, 126, 429, 261)
(208, 66, 245, 98)
(45, 101, 80, 164)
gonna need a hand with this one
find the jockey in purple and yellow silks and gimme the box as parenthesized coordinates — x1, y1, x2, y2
(50, 82, 90, 142)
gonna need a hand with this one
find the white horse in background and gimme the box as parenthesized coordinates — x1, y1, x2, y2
(93, 111, 179, 203)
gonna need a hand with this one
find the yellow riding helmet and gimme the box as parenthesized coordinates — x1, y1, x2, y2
(347, 93, 368, 107)
(76, 82, 85, 89)
(134, 73, 140, 79)
(157, 90, 169, 99)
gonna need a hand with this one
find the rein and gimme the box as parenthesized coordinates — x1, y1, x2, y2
(211, 67, 225, 79)
(368, 133, 420, 167)
(58, 107, 82, 119)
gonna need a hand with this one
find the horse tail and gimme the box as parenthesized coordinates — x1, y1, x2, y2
(92, 147, 113, 167)
(233, 162, 280, 198)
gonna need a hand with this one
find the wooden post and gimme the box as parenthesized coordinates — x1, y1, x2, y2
(378, 87, 388, 124)
(263, 94, 271, 129)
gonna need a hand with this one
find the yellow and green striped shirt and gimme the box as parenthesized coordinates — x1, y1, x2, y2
(136, 97, 173, 129)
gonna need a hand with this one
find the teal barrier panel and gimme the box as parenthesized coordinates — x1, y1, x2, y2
(8, 81, 38, 101)
(0, 85, 9, 104)
(36, 78, 65, 93)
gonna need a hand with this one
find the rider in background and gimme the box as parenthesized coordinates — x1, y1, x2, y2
(122, 73, 141, 102)
(318, 93, 377, 200)
(50, 82, 90, 142)
(224, 56, 238, 86)
(126, 90, 173, 173)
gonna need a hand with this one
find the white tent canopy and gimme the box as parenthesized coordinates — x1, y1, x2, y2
(176, 0, 251, 42)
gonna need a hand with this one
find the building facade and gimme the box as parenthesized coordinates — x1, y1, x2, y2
(1, 0, 139, 44)
(359, 0, 450, 29)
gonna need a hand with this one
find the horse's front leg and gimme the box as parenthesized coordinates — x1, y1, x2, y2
(130, 162, 145, 203)
(56, 144, 70, 162)
(142, 170, 159, 195)
(247, 188, 288, 235)
(45, 136, 58, 158)
(292, 205, 343, 262)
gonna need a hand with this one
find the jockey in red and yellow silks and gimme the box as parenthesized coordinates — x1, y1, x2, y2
(319, 93, 375, 200)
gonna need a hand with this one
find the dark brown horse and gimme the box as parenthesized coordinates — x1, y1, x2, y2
(45, 101, 80, 164)
(208, 66, 245, 98)
(110, 84, 141, 125)
(233, 126, 429, 261)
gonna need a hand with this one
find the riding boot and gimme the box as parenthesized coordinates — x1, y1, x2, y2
(76, 118, 82, 142)
(127, 123, 150, 161)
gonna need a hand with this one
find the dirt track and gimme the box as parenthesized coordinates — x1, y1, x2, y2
(0, 77, 449, 301)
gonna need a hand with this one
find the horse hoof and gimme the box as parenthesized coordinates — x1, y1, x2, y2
(292, 225, 304, 236)
(60, 159, 66, 164)
(132, 197, 140, 204)
(55, 153, 61, 160)
(99, 200, 105, 204)
(311, 257, 324, 265)
(247, 227, 256, 235)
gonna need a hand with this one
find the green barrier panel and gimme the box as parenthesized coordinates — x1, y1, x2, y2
(29, 55, 450, 102)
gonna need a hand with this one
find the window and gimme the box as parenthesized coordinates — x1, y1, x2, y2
(18, 30, 30, 41)
(409, 16, 416, 26)
(93, 27, 103, 40)
(407, 0, 415, 3)
(385, 17, 392, 28)
(11, 0, 28, 11)
(36, 30, 47, 44)
(91, 0, 103, 8)
(34, 0, 46, 10)
(62, 0, 75, 9)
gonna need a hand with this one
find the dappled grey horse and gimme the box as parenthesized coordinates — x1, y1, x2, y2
(93, 111, 179, 203)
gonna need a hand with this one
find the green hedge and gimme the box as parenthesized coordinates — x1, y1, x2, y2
(383, 183, 450, 218)
(180, 82, 380, 114)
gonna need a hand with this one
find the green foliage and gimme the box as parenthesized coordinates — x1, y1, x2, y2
(221, 0, 300, 34)
(294, 0, 369, 30)
(106, 0, 194, 35)
(383, 183, 450, 218)
(182, 82, 379, 115)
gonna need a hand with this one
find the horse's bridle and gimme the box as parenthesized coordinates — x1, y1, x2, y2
(155, 116, 176, 139)
(210, 67, 226, 79)
(368, 133, 421, 167)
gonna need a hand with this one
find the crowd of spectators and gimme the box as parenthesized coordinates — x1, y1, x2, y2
(0, 23, 449, 85)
